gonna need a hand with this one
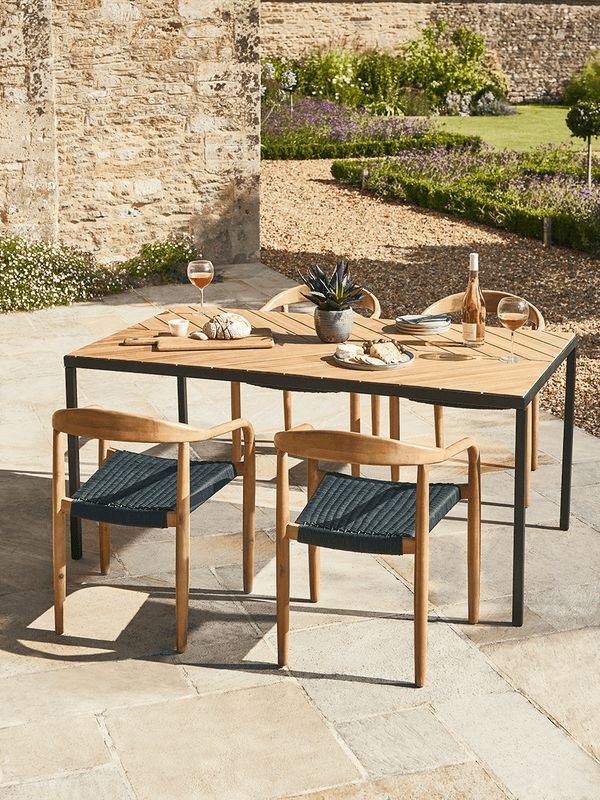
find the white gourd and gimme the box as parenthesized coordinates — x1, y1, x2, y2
(203, 312, 252, 340)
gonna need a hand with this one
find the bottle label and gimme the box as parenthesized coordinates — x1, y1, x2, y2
(463, 322, 478, 342)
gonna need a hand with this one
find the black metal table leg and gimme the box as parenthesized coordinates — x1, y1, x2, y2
(65, 366, 82, 560)
(177, 376, 188, 424)
(560, 348, 576, 531)
(512, 406, 528, 626)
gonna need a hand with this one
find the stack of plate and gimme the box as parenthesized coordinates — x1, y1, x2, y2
(395, 314, 451, 335)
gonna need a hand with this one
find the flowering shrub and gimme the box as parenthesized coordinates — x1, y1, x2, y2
(261, 97, 481, 159)
(331, 145, 600, 255)
(268, 22, 510, 117)
(441, 90, 515, 117)
(0, 233, 199, 313)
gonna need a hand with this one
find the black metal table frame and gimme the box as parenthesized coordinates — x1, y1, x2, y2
(64, 340, 577, 627)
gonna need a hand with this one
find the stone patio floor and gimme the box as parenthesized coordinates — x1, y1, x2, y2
(1, 262, 599, 799)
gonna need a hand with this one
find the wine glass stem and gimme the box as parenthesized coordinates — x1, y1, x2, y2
(510, 331, 515, 360)
(200, 288, 204, 312)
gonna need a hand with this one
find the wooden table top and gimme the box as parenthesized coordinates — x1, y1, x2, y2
(65, 305, 577, 410)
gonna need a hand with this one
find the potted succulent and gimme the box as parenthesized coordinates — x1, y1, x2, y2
(301, 259, 364, 343)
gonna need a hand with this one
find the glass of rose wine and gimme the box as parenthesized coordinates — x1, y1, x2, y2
(497, 296, 529, 363)
(187, 260, 214, 312)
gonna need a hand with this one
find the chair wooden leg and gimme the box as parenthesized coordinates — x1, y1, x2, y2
(175, 515, 190, 653)
(242, 434, 256, 594)
(52, 511, 66, 635)
(525, 403, 532, 509)
(371, 395, 381, 436)
(433, 405, 444, 448)
(414, 465, 429, 688)
(531, 394, 539, 471)
(308, 545, 320, 602)
(283, 390, 293, 430)
(467, 451, 481, 625)
(349, 393, 361, 477)
(99, 522, 110, 576)
(52, 429, 66, 635)
(414, 530, 429, 688)
(389, 396, 400, 481)
(276, 452, 290, 667)
(231, 382, 242, 462)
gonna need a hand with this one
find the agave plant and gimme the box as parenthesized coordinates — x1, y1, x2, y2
(301, 259, 364, 312)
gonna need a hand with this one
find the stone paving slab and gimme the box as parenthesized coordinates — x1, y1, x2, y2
(434, 691, 600, 800)
(336, 706, 470, 777)
(483, 627, 600, 761)
(282, 762, 510, 799)
(105, 683, 361, 800)
(0, 765, 133, 800)
(0, 716, 110, 788)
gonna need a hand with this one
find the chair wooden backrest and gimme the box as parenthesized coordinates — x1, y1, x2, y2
(261, 284, 381, 319)
(274, 428, 469, 467)
(424, 291, 545, 330)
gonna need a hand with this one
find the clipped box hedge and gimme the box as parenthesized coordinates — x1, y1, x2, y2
(261, 131, 481, 161)
(331, 158, 600, 255)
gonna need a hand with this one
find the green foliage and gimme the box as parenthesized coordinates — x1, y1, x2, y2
(269, 22, 508, 115)
(301, 260, 364, 311)
(565, 50, 600, 104)
(0, 233, 199, 313)
(566, 102, 600, 141)
(120, 234, 198, 282)
(396, 20, 508, 108)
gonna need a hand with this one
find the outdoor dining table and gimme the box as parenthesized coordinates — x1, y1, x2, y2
(63, 304, 578, 627)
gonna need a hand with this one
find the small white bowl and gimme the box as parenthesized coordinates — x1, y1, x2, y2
(168, 318, 189, 337)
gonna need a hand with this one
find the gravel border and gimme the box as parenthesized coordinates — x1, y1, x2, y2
(261, 159, 599, 438)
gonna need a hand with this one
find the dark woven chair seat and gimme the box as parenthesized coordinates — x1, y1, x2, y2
(296, 472, 461, 555)
(71, 450, 236, 528)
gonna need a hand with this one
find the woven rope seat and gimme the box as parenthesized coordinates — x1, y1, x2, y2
(296, 472, 461, 556)
(71, 450, 236, 528)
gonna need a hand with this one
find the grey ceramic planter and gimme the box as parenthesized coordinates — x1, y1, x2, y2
(314, 308, 354, 343)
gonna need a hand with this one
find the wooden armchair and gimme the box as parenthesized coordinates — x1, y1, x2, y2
(274, 425, 481, 687)
(423, 291, 545, 504)
(52, 407, 255, 653)
(231, 284, 397, 477)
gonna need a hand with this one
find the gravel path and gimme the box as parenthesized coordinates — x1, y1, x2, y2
(261, 159, 599, 437)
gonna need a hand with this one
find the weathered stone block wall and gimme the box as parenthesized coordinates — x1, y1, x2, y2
(0, 0, 57, 240)
(261, 1, 600, 102)
(0, 0, 260, 264)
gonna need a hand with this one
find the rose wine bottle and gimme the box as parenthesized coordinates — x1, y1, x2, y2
(462, 252, 486, 347)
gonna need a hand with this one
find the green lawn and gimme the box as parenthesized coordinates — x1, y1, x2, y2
(437, 104, 573, 150)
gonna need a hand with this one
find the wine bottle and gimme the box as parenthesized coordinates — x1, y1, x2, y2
(462, 253, 486, 347)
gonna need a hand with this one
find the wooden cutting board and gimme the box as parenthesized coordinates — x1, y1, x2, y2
(122, 328, 274, 351)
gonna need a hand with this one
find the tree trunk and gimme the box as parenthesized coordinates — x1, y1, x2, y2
(587, 137, 593, 189)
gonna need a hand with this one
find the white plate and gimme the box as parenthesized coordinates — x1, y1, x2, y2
(395, 315, 450, 325)
(396, 323, 450, 333)
(333, 351, 415, 371)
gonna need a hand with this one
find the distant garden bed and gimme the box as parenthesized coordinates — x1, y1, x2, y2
(331, 145, 600, 255)
(261, 98, 480, 160)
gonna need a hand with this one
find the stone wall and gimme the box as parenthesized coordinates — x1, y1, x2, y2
(261, 1, 600, 102)
(0, 0, 260, 264)
(0, 0, 58, 240)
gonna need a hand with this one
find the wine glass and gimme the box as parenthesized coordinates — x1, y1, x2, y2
(187, 260, 214, 312)
(497, 296, 529, 363)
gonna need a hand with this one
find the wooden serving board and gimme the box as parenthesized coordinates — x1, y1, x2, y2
(121, 328, 275, 352)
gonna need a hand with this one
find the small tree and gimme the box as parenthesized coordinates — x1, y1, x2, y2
(566, 101, 600, 188)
